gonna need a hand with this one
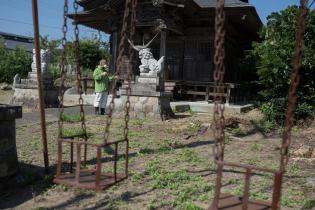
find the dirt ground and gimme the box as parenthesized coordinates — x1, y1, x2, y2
(0, 90, 315, 210)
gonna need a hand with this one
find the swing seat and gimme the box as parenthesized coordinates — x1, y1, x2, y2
(54, 138, 129, 191)
(209, 194, 272, 210)
(54, 169, 126, 191)
(209, 161, 283, 210)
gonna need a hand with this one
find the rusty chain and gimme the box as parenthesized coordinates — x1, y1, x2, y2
(58, 0, 87, 140)
(58, 0, 68, 138)
(103, 0, 137, 143)
(124, 0, 138, 140)
(73, 0, 87, 137)
(212, 0, 226, 162)
(280, 0, 307, 171)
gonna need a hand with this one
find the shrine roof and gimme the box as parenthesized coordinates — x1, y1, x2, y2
(193, 0, 253, 8)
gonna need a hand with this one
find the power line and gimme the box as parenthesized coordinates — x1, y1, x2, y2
(0, 17, 100, 34)
(0, 17, 60, 30)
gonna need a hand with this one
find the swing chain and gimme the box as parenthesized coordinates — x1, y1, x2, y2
(58, 0, 69, 138)
(103, 0, 136, 143)
(73, 0, 87, 135)
(280, 0, 307, 171)
(212, 0, 226, 162)
(124, 0, 138, 140)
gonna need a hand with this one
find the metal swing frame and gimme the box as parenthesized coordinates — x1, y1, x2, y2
(54, 0, 138, 191)
(208, 0, 308, 209)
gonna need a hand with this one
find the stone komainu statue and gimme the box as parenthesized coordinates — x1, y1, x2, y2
(127, 32, 165, 76)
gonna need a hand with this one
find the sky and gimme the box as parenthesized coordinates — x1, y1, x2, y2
(0, 0, 307, 41)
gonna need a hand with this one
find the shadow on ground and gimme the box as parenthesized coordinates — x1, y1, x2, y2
(0, 162, 55, 209)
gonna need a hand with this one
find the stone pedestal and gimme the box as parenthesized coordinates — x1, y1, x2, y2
(10, 86, 58, 109)
(0, 104, 22, 188)
(119, 75, 174, 120)
(10, 49, 58, 109)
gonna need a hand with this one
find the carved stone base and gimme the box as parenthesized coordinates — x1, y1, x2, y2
(113, 94, 174, 120)
(118, 76, 174, 120)
(10, 87, 58, 109)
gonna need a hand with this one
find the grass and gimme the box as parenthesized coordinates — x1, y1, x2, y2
(229, 127, 246, 136)
(11, 110, 314, 210)
(129, 118, 145, 127)
(61, 127, 87, 138)
(258, 119, 276, 134)
(188, 121, 202, 133)
(250, 143, 261, 152)
(178, 148, 201, 163)
(60, 113, 82, 122)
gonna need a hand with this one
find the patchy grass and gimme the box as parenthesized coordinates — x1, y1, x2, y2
(60, 113, 82, 122)
(61, 127, 86, 137)
(5, 110, 314, 210)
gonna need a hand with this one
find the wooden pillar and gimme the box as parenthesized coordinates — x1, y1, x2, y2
(110, 31, 118, 73)
(180, 36, 185, 81)
(159, 30, 167, 91)
(32, 0, 49, 173)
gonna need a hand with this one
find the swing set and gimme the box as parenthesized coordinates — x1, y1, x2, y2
(30, 0, 308, 208)
(53, 0, 138, 190)
(209, 0, 308, 209)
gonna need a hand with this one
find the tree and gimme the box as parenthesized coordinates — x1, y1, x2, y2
(67, 38, 110, 72)
(243, 6, 315, 122)
(38, 36, 110, 79)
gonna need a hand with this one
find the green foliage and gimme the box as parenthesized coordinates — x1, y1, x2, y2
(40, 36, 110, 80)
(243, 6, 315, 123)
(67, 38, 110, 71)
(40, 35, 61, 64)
(0, 38, 32, 83)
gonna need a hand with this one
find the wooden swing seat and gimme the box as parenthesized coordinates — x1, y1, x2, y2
(54, 138, 129, 191)
(209, 194, 272, 210)
(209, 161, 283, 210)
(54, 169, 126, 191)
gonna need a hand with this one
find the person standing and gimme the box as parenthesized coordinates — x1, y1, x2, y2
(93, 59, 116, 115)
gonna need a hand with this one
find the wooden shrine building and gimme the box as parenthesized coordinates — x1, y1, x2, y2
(70, 0, 262, 102)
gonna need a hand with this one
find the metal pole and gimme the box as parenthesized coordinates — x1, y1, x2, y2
(32, 0, 49, 173)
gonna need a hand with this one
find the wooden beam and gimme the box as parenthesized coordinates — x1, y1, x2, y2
(110, 31, 118, 73)
(159, 30, 167, 91)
